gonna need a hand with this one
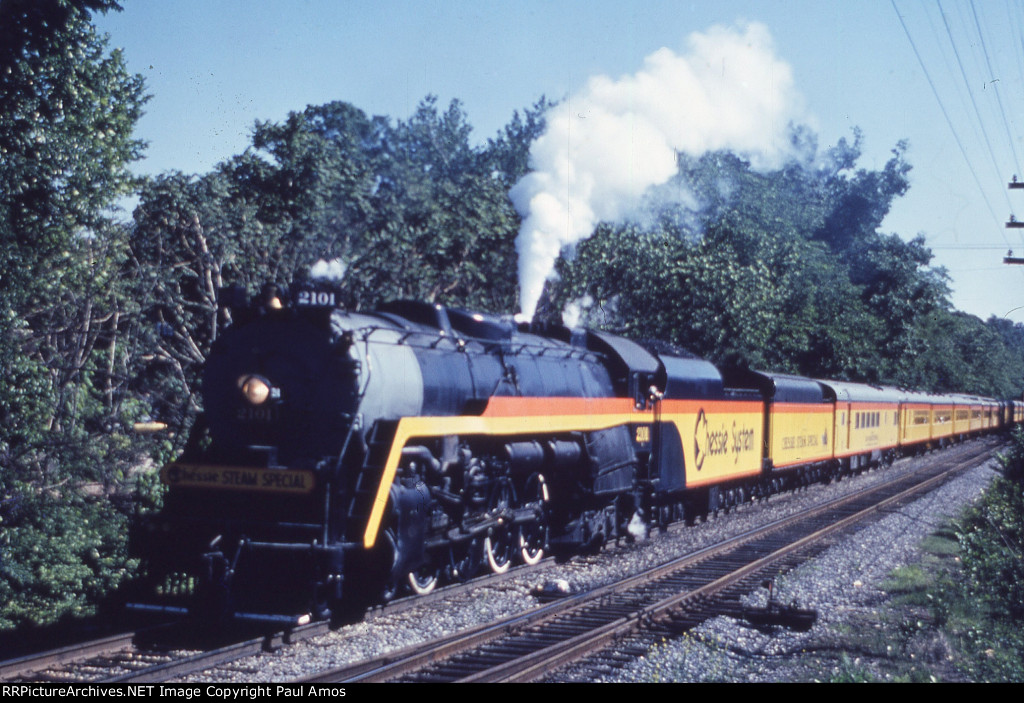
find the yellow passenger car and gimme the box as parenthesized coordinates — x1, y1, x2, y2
(721, 369, 833, 471)
(927, 394, 957, 445)
(819, 381, 901, 469)
(899, 390, 935, 449)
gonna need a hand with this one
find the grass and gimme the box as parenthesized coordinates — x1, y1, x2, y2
(813, 487, 1024, 682)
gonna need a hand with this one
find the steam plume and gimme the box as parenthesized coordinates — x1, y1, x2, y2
(310, 258, 347, 281)
(510, 23, 806, 320)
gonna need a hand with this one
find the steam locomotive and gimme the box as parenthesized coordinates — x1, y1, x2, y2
(130, 280, 1017, 624)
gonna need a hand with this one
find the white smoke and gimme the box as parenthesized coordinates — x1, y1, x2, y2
(310, 258, 347, 281)
(510, 23, 807, 320)
(561, 294, 593, 328)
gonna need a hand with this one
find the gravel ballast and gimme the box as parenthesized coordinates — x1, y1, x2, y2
(575, 456, 999, 683)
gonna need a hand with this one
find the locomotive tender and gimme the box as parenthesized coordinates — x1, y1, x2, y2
(132, 281, 1020, 623)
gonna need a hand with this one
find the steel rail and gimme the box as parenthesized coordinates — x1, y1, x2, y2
(0, 631, 139, 682)
(471, 443, 999, 682)
(0, 548, 549, 683)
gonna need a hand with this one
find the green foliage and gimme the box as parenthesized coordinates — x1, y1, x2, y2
(955, 433, 1024, 622)
(906, 311, 1024, 397)
(5, 0, 1024, 640)
(0, 0, 148, 476)
(0, 493, 136, 630)
(901, 429, 1024, 681)
(127, 95, 547, 429)
(827, 654, 880, 683)
(0, 0, 145, 308)
(0, 0, 150, 631)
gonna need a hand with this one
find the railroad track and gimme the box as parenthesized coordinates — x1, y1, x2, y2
(0, 556, 544, 683)
(299, 439, 1000, 683)
(1, 438, 999, 683)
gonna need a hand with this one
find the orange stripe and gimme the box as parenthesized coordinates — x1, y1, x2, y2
(661, 399, 763, 414)
(363, 407, 657, 547)
(480, 396, 763, 417)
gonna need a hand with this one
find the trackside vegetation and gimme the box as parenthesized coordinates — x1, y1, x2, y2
(942, 430, 1024, 680)
(826, 432, 1024, 682)
(2, 1, 1024, 641)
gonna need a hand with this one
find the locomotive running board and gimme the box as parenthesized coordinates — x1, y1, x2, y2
(125, 603, 191, 617)
(233, 611, 313, 627)
(126, 602, 312, 627)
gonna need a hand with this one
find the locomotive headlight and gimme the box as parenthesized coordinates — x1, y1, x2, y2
(237, 374, 277, 405)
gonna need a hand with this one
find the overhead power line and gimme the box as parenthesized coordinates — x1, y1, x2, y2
(937, 0, 1014, 216)
(970, 0, 1023, 181)
(891, 0, 1005, 232)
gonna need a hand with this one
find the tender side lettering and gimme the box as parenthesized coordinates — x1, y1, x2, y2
(693, 409, 756, 470)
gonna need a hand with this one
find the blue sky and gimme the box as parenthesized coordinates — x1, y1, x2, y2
(95, 1, 1024, 323)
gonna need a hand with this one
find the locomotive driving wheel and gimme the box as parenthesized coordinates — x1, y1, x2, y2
(379, 528, 401, 602)
(517, 473, 547, 566)
(483, 481, 516, 574)
(407, 561, 439, 595)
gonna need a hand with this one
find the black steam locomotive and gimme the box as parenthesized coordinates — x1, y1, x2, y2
(133, 280, 722, 623)
(131, 280, 1006, 624)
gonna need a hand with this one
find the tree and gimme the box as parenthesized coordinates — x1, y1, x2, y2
(0, 0, 147, 629)
(127, 96, 545, 440)
(550, 136, 955, 389)
(483, 96, 554, 188)
(127, 172, 243, 434)
(0, 0, 146, 480)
